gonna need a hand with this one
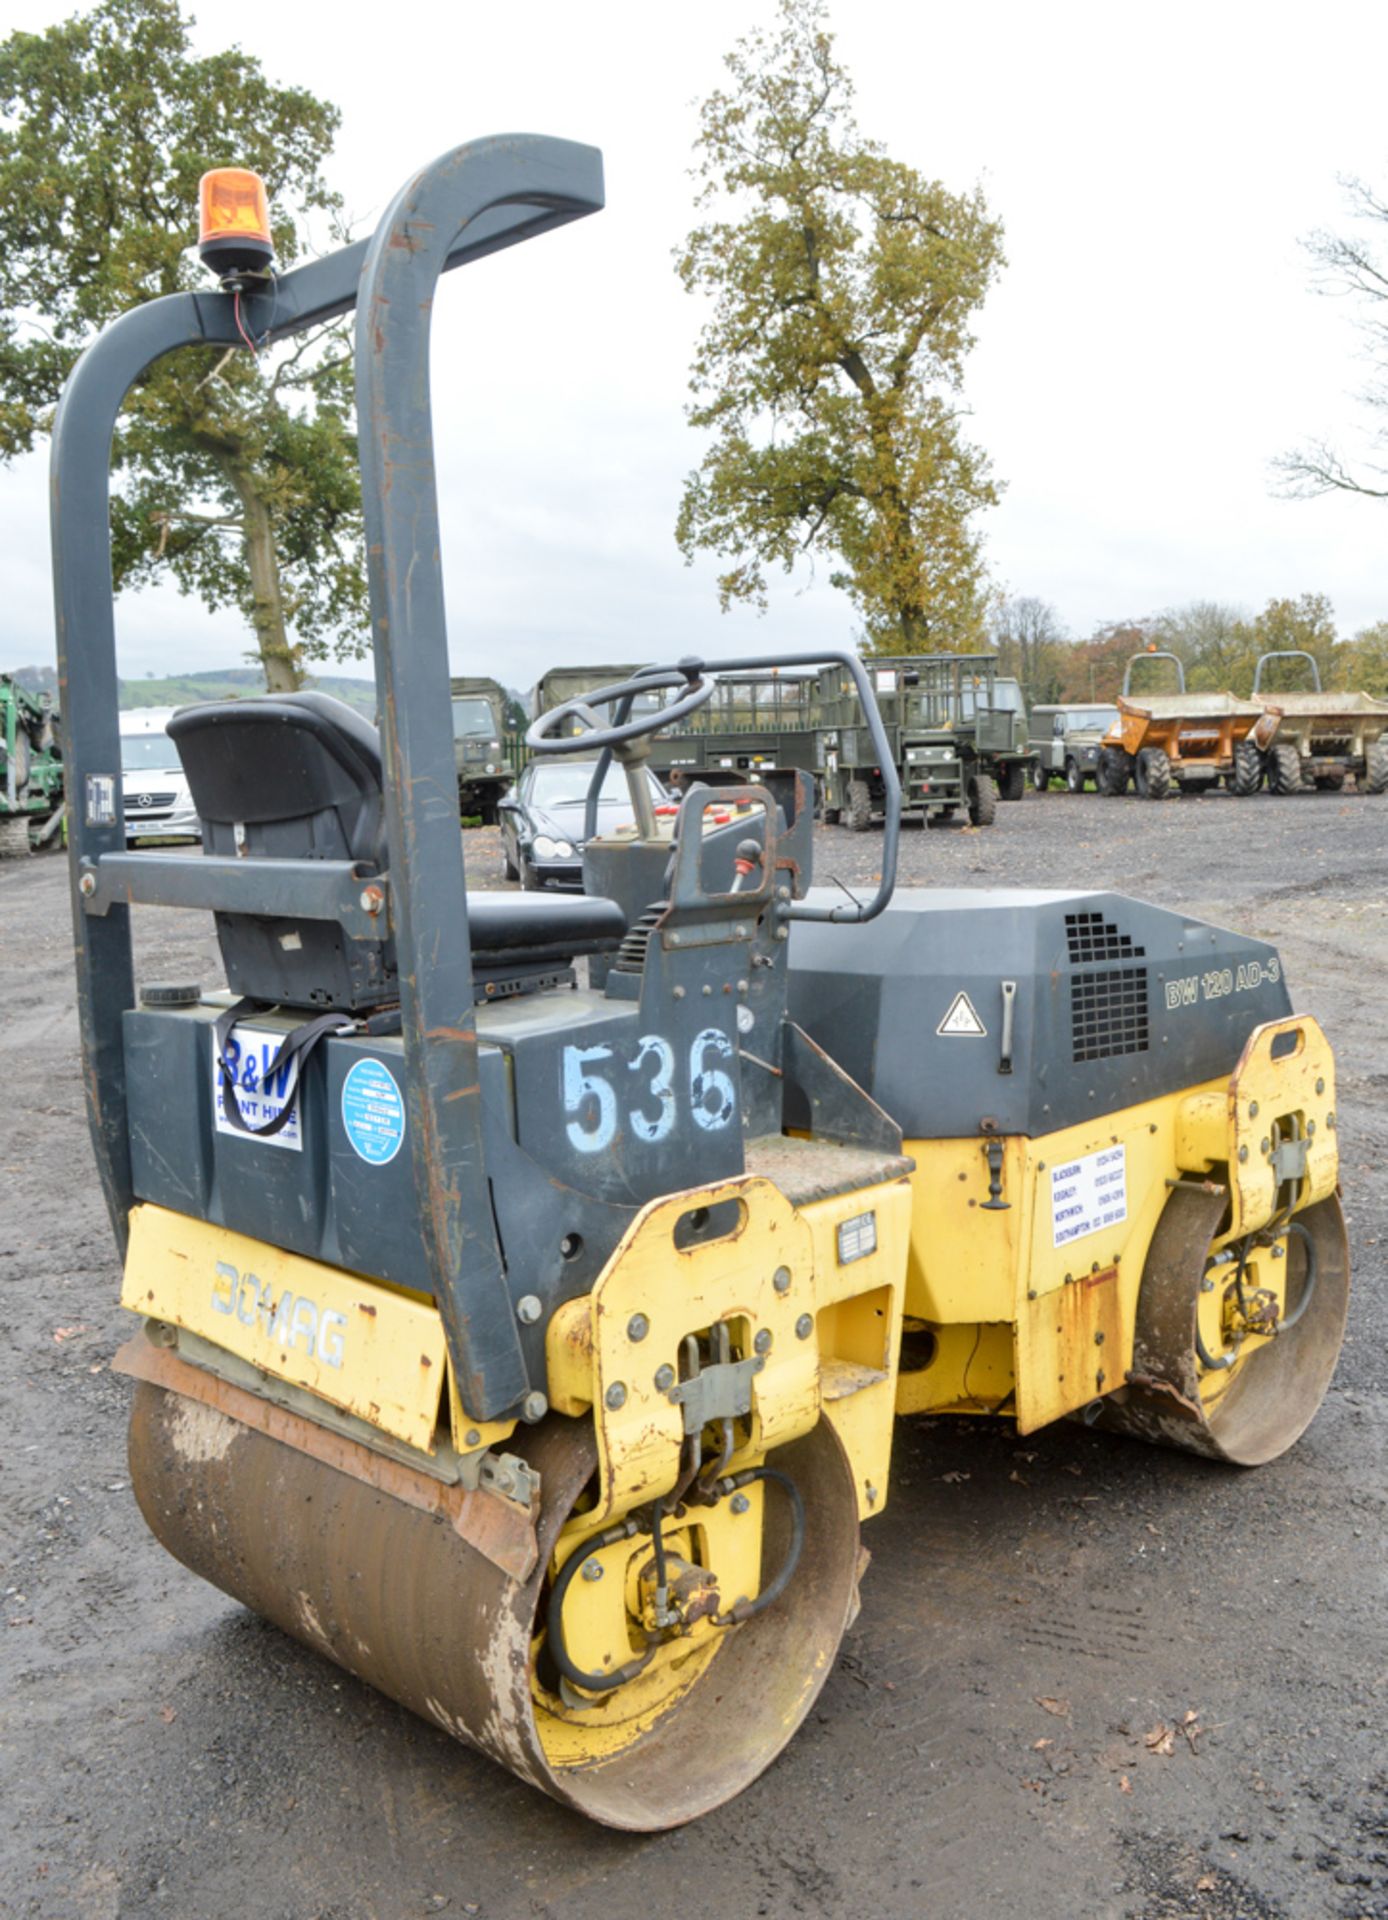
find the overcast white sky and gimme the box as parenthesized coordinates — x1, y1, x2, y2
(3, 0, 1386, 688)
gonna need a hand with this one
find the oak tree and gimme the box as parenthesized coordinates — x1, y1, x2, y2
(0, 0, 364, 689)
(677, 0, 1005, 652)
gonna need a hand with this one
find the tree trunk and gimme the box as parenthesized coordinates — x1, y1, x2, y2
(221, 457, 302, 692)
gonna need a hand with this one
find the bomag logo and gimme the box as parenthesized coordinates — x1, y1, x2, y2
(210, 1260, 347, 1369)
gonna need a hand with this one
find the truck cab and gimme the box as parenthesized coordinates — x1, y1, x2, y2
(449, 677, 513, 823)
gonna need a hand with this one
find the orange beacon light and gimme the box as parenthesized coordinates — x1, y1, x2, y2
(198, 168, 273, 279)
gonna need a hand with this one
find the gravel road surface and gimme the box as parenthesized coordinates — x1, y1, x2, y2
(2, 790, 1385, 1920)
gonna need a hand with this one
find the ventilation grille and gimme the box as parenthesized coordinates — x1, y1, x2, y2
(1071, 967, 1150, 1062)
(1065, 910, 1146, 965)
(612, 902, 667, 975)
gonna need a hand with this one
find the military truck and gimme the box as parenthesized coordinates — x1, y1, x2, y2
(816, 653, 1035, 829)
(1030, 703, 1120, 791)
(532, 663, 819, 788)
(1, 673, 64, 856)
(449, 676, 513, 823)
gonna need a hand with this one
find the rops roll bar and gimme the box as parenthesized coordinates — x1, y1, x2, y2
(50, 135, 605, 1419)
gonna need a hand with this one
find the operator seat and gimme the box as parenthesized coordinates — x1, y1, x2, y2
(168, 693, 624, 1012)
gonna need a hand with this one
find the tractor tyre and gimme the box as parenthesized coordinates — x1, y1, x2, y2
(1134, 747, 1172, 800)
(1097, 747, 1133, 796)
(1031, 760, 1049, 792)
(1064, 757, 1084, 793)
(1364, 740, 1388, 794)
(0, 816, 31, 859)
(1231, 740, 1264, 796)
(967, 773, 999, 827)
(999, 762, 1027, 802)
(845, 779, 873, 832)
(1267, 743, 1303, 796)
(822, 807, 841, 825)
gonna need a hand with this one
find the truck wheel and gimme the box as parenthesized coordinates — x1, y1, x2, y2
(1231, 740, 1264, 796)
(1064, 757, 1083, 793)
(1267, 743, 1303, 796)
(999, 763, 1026, 802)
(1134, 748, 1172, 800)
(1030, 761, 1049, 792)
(0, 816, 31, 859)
(1365, 741, 1388, 794)
(1097, 748, 1133, 796)
(845, 779, 873, 832)
(967, 773, 998, 827)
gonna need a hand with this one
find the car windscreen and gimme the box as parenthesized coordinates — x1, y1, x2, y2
(527, 762, 660, 807)
(452, 698, 496, 738)
(1066, 708, 1117, 730)
(120, 733, 181, 773)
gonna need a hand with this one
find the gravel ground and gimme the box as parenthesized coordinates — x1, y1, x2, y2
(2, 789, 1386, 1920)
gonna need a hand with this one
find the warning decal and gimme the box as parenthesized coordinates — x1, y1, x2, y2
(937, 991, 986, 1038)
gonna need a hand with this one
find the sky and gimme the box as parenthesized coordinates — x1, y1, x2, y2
(3, 0, 1387, 691)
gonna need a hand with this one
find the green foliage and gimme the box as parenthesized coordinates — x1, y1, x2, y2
(677, 0, 1004, 652)
(0, 0, 365, 687)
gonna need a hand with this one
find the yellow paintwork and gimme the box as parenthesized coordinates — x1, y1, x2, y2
(1176, 1014, 1338, 1237)
(548, 1172, 911, 1530)
(120, 1203, 515, 1456)
(892, 1015, 1339, 1434)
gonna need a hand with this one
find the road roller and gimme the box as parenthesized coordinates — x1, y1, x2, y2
(50, 136, 1349, 1831)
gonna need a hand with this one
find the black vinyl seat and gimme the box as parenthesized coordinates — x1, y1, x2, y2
(169, 693, 623, 1011)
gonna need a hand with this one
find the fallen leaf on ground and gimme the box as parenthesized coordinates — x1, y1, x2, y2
(1036, 1696, 1070, 1717)
(1032, 1737, 1053, 1751)
(1196, 1874, 1216, 1891)
(1119, 1774, 1132, 1794)
(1144, 1722, 1176, 1756)
(941, 1470, 970, 1484)
(159, 1706, 176, 1724)
(1010, 1470, 1029, 1485)
(53, 1325, 90, 1342)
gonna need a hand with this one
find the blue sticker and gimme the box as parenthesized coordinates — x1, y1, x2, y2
(341, 1057, 406, 1166)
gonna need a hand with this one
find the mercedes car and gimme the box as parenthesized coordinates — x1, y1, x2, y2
(499, 757, 669, 889)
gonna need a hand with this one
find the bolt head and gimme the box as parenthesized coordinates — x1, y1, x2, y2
(1327, 1111, 1336, 1130)
(772, 1266, 792, 1294)
(359, 884, 384, 914)
(1315, 1077, 1325, 1096)
(626, 1313, 650, 1343)
(653, 1364, 675, 1393)
(795, 1313, 813, 1341)
(516, 1293, 542, 1325)
(753, 1328, 773, 1356)
(1248, 1099, 1259, 1118)
(581, 1558, 604, 1583)
(521, 1390, 548, 1424)
(605, 1381, 628, 1411)
(730, 1492, 751, 1515)
(79, 872, 97, 897)
(1238, 1145, 1249, 1163)
(464, 1427, 482, 1448)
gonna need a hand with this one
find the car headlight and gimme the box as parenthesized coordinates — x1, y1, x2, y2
(531, 835, 574, 860)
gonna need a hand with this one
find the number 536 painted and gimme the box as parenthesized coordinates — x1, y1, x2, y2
(562, 1030, 737, 1153)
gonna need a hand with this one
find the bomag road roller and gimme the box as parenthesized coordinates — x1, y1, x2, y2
(51, 139, 1349, 1832)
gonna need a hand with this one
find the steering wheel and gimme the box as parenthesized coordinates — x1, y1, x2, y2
(526, 662, 715, 756)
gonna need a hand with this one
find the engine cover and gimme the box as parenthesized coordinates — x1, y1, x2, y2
(785, 888, 1292, 1139)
